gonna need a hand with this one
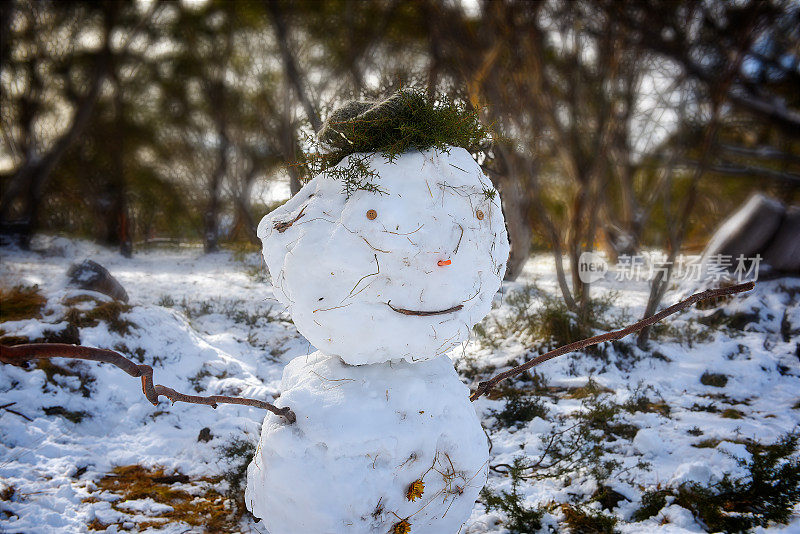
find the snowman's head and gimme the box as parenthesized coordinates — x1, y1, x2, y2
(258, 147, 509, 365)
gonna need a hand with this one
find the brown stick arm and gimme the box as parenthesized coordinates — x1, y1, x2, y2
(469, 281, 756, 402)
(0, 343, 296, 423)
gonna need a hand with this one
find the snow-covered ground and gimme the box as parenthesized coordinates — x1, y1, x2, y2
(1, 236, 798, 533)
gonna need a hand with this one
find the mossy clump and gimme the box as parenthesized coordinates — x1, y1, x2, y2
(36, 359, 95, 397)
(0, 285, 46, 322)
(303, 90, 492, 197)
(87, 464, 242, 532)
(64, 298, 133, 335)
(43, 405, 89, 424)
(566, 377, 613, 399)
(582, 395, 639, 441)
(721, 408, 745, 419)
(700, 371, 728, 388)
(632, 433, 800, 532)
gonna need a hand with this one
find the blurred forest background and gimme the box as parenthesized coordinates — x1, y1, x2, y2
(1, 0, 798, 295)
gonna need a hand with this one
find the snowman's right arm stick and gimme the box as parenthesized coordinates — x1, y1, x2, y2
(469, 281, 755, 402)
(0, 343, 297, 423)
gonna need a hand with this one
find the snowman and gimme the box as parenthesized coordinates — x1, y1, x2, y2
(245, 92, 510, 534)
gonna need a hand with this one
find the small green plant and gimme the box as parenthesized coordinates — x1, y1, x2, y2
(633, 433, 800, 532)
(582, 395, 639, 442)
(697, 308, 760, 331)
(481, 458, 545, 533)
(591, 485, 629, 511)
(158, 295, 175, 307)
(326, 153, 386, 199)
(218, 437, 257, 501)
(473, 282, 621, 353)
(622, 384, 671, 417)
(561, 503, 618, 533)
(650, 318, 712, 347)
(631, 488, 670, 522)
(491, 390, 548, 429)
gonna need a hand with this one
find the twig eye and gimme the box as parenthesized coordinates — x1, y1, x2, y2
(366, 209, 377, 220)
(475, 209, 484, 220)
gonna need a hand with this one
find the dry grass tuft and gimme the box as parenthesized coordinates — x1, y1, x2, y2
(0, 285, 46, 322)
(64, 297, 134, 335)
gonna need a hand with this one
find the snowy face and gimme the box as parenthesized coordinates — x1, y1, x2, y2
(258, 147, 509, 364)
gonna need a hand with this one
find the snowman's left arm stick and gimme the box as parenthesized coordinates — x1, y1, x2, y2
(469, 281, 755, 402)
(0, 343, 297, 423)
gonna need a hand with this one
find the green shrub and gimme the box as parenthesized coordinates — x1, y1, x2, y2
(633, 433, 800, 532)
(562, 503, 618, 533)
(473, 282, 621, 353)
(481, 458, 545, 533)
(218, 437, 257, 498)
(491, 390, 548, 429)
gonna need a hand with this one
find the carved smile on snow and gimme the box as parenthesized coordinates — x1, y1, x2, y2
(386, 301, 464, 316)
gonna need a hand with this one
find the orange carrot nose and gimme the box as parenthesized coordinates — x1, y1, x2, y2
(437, 259, 452, 266)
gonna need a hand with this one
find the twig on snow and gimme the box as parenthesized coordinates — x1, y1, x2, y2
(273, 205, 307, 233)
(469, 281, 756, 402)
(0, 343, 296, 423)
(0, 401, 33, 422)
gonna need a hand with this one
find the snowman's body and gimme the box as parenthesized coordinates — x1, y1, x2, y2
(246, 147, 509, 533)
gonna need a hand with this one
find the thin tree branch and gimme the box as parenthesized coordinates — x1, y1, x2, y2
(0, 401, 33, 422)
(469, 281, 755, 402)
(0, 343, 296, 423)
(678, 159, 800, 186)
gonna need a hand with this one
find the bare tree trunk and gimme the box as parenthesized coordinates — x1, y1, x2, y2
(637, 113, 720, 348)
(204, 124, 229, 254)
(489, 144, 532, 281)
(267, 0, 321, 132)
(0, 50, 109, 247)
(230, 166, 261, 245)
(103, 72, 132, 257)
(636, 10, 756, 348)
(0, 2, 137, 247)
(0, 1, 13, 71)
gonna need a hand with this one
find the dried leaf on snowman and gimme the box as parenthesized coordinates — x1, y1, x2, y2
(245, 90, 510, 534)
